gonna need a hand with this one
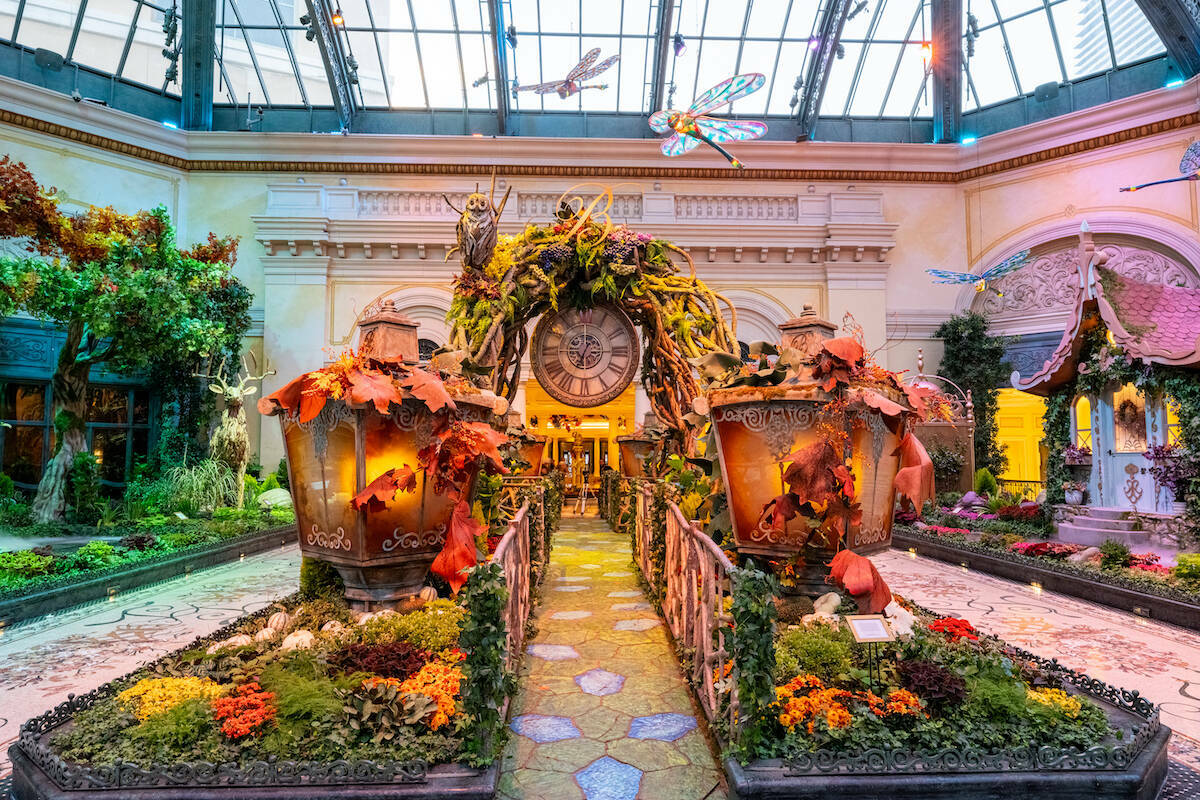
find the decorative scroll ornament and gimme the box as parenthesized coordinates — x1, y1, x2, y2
(296, 400, 355, 458)
(712, 403, 819, 460)
(307, 525, 352, 551)
(381, 523, 447, 552)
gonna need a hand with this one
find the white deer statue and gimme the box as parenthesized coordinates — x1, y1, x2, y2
(195, 354, 275, 509)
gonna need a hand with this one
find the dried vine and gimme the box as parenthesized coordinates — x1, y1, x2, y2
(444, 187, 736, 437)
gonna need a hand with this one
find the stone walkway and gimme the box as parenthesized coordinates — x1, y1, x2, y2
(498, 515, 727, 800)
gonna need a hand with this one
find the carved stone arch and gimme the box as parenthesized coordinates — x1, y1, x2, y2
(718, 289, 793, 345)
(346, 287, 453, 349)
(962, 218, 1200, 335)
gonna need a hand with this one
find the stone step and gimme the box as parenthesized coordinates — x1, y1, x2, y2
(1055, 522, 1151, 549)
(1069, 515, 1139, 531)
(1084, 507, 1131, 521)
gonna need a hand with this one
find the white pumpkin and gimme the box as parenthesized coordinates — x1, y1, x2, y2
(418, 586, 438, 603)
(224, 634, 254, 649)
(254, 627, 279, 642)
(320, 620, 344, 634)
(206, 641, 223, 655)
(266, 611, 292, 631)
(372, 608, 398, 619)
(355, 612, 375, 626)
(280, 629, 316, 651)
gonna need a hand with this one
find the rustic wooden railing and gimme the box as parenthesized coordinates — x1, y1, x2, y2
(489, 501, 531, 672)
(631, 482, 739, 730)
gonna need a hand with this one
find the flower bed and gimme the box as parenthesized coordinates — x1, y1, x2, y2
(0, 511, 297, 626)
(894, 525, 1200, 632)
(11, 588, 510, 800)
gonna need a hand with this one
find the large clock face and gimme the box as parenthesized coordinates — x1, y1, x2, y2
(531, 305, 640, 407)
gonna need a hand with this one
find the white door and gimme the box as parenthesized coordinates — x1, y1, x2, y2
(1101, 384, 1150, 511)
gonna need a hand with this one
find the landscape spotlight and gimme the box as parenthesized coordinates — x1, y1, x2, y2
(673, 33, 686, 56)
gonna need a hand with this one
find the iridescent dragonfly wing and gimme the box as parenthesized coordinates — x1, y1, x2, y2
(694, 117, 768, 144)
(515, 81, 568, 95)
(925, 268, 979, 285)
(574, 54, 619, 81)
(1180, 140, 1200, 175)
(648, 109, 673, 134)
(566, 48, 601, 81)
(661, 133, 701, 157)
(688, 73, 766, 116)
(980, 249, 1031, 281)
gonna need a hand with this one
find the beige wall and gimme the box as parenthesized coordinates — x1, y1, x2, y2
(1, 74, 1197, 467)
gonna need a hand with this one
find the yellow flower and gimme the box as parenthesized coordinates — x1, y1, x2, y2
(1027, 687, 1083, 718)
(117, 677, 225, 721)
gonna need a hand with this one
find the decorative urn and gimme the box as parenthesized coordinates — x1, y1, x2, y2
(261, 302, 501, 609)
(508, 412, 548, 476)
(616, 412, 662, 478)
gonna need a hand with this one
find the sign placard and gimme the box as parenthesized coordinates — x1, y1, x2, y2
(843, 614, 895, 643)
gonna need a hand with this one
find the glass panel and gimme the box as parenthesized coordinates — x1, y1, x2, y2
(1004, 10, 1062, 91)
(1112, 383, 1147, 453)
(74, 0, 130, 74)
(132, 428, 150, 462)
(2, 383, 46, 422)
(87, 387, 129, 424)
(1051, 0, 1112, 79)
(1165, 396, 1181, 447)
(1105, 0, 1163, 64)
(1074, 395, 1092, 448)
(881, 44, 932, 117)
(2, 426, 45, 485)
(132, 390, 151, 424)
(963, 18, 1019, 106)
(12, 0, 82, 55)
(91, 429, 129, 483)
(419, 32, 468, 108)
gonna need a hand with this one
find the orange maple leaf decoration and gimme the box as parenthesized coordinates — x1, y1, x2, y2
(346, 368, 404, 415)
(431, 500, 483, 594)
(781, 440, 850, 506)
(400, 370, 457, 413)
(351, 466, 417, 512)
(893, 431, 935, 510)
(829, 549, 891, 613)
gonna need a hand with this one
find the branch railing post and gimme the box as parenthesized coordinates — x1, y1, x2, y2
(489, 501, 531, 672)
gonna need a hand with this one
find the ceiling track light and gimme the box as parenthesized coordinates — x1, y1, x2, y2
(847, 0, 868, 21)
(673, 32, 686, 57)
(472, 74, 489, 88)
(835, 42, 845, 59)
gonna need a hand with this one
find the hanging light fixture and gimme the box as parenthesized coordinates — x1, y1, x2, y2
(331, 7, 344, 26)
(673, 32, 686, 56)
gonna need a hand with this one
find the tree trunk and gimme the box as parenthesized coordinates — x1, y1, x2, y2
(32, 322, 91, 523)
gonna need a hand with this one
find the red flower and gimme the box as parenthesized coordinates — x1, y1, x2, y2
(211, 682, 277, 738)
(927, 617, 978, 642)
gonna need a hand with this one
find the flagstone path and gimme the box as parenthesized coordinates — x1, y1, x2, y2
(498, 515, 728, 800)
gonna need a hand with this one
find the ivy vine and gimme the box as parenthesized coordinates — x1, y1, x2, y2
(458, 561, 512, 765)
(934, 312, 1014, 476)
(729, 562, 779, 759)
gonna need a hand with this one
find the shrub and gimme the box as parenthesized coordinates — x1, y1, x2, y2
(299, 557, 345, 599)
(275, 458, 290, 490)
(330, 642, 430, 680)
(935, 491, 963, 508)
(898, 659, 966, 709)
(773, 624, 853, 683)
(69, 452, 101, 525)
(119, 532, 159, 551)
(128, 697, 222, 755)
(963, 674, 1028, 721)
(0, 501, 33, 527)
(974, 468, 998, 498)
(1175, 554, 1200, 588)
(359, 600, 465, 652)
(1099, 539, 1132, 570)
(0, 549, 56, 577)
(70, 540, 118, 571)
(0, 472, 15, 499)
(929, 446, 967, 492)
(147, 460, 239, 515)
(158, 530, 211, 550)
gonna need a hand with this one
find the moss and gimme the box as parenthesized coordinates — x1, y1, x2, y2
(359, 600, 465, 652)
(773, 625, 853, 684)
(299, 556, 345, 599)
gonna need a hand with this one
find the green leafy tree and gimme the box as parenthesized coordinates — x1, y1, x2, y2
(935, 312, 1012, 476)
(0, 157, 248, 522)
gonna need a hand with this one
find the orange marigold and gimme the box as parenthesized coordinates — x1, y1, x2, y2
(398, 661, 464, 731)
(210, 682, 276, 739)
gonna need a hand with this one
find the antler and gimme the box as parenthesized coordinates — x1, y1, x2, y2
(193, 357, 232, 391)
(239, 351, 276, 388)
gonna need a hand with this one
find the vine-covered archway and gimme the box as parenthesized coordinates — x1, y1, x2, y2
(443, 186, 737, 436)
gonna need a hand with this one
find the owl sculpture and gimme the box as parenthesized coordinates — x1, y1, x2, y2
(444, 171, 512, 272)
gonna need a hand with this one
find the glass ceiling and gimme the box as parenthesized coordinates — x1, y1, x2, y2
(0, 0, 1170, 132)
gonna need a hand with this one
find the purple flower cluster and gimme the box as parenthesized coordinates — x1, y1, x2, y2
(602, 227, 651, 264)
(540, 241, 573, 267)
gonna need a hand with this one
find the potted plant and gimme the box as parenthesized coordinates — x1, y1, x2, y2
(259, 303, 509, 609)
(1143, 444, 1196, 514)
(701, 334, 940, 601)
(616, 412, 666, 478)
(1062, 480, 1087, 505)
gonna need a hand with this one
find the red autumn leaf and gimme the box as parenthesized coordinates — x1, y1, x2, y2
(855, 388, 906, 419)
(350, 466, 417, 512)
(822, 337, 865, 365)
(258, 374, 306, 417)
(901, 383, 939, 421)
(462, 421, 510, 470)
(815, 495, 864, 550)
(829, 549, 892, 613)
(297, 380, 331, 424)
(346, 368, 403, 415)
(781, 441, 843, 505)
(893, 431, 935, 510)
(401, 369, 457, 414)
(431, 500, 482, 594)
(758, 493, 802, 535)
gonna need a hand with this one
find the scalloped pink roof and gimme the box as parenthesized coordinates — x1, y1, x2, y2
(1013, 267, 1200, 395)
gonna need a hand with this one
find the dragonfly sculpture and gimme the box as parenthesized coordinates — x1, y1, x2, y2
(925, 249, 1032, 296)
(648, 73, 767, 169)
(1119, 141, 1200, 192)
(512, 48, 619, 99)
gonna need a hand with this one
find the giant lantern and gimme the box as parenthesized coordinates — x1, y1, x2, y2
(260, 301, 507, 609)
(705, 310, 936, 599)
(615, 412, 663, 478)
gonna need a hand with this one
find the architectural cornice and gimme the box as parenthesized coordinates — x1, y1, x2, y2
(1, 75, 1198, 184)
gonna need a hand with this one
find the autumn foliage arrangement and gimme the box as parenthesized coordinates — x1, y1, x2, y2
(258, 350, 510, 593)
